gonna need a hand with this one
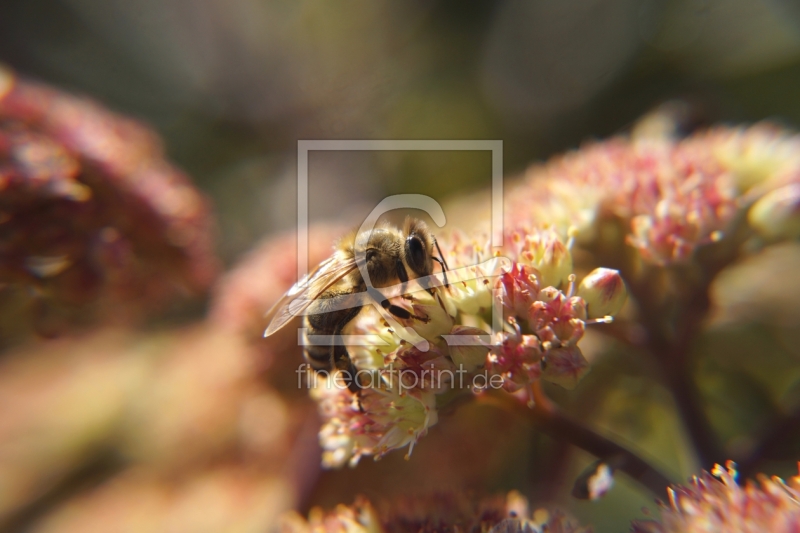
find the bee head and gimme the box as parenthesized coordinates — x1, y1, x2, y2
(362, 228, 402, 287)
(403, 217, 434, 277)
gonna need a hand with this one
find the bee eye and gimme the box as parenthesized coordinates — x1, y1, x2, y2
(405, 236, 427, 275)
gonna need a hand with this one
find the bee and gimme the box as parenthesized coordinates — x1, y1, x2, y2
(264, 217, 449, 393)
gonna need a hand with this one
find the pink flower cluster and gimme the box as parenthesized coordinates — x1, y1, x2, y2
(491, 263, 590, 392)
(0, 65, 218, 330)
(509, 136, 739, 264)
(633, 461, 800, 533)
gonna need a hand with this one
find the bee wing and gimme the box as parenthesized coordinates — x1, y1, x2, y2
(263, 255, 359, 337)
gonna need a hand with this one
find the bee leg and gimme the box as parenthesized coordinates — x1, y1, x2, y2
(344, 359, 362, 392)
(356, 394, 365, 413)
(381, 299, 430, 323)
(433, 237, 450, 288)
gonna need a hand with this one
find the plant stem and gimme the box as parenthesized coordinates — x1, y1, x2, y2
(626, 271, 726, 468)
(481, 385, 674, 499)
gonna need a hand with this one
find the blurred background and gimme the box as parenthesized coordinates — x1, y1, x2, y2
(5, 0, 800, 262)
(3, 1, 800, 532)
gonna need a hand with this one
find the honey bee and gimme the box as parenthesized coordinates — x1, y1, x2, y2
(264, 217, 449, 392)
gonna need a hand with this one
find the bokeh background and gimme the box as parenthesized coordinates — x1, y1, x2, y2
(6, 0, 800, 262)
(3, 1, 800, 532)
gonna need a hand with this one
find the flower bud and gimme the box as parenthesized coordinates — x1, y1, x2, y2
(447, 326, 490, 373)
(748, 183, 800, 240)
(577, 268, 627, 319)
(540, 346, 590, 389)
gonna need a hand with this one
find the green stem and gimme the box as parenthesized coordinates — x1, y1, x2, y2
(482, 385, 675, 498)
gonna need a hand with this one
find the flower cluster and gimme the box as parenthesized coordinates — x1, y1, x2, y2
(291, 121, 800, 469)
(311, 374, 438, 468)
(312, 226, 627, 467)
(511, 138, 737, 264)
(632, 461, 800, 533)
(280, 491, 591, 533)
(0, 65, 218, 332)
(506, 122, 800, 265)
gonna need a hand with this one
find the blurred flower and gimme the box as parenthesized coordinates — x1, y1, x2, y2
(0, 325, 311, 526)
(0, 65, 218, 332)
(540, 346, 591, 391)
(572, 461, 615, 501)
(508, 133, 742, 264)
(748, 183, 800, 241)
(281, 496, 382, 533)
(281, 491, 591, 533)
(701, 123, 800, 192)
(30, 466, 293, 533)
(209, 224, 346, 339)
(632, 461, 800, 533)
(0, 330, 142, 522)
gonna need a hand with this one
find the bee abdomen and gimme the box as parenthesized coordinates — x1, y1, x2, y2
(302, 289, 364, 374)
(303, 323, 334, 371)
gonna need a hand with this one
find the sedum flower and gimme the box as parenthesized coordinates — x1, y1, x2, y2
(281, 497, 382, 533)
(298, 223, 620, 465)
(527, 287, 586, 350)
(506, 133, 739, 265)
(0, 64, 218, 334)
(488, 323, 542, 393)
(441, 231, 500, 316)
(700, 122, 800, 191)
(344, 306, 404, 372)
(510, 228, 573, 289)
(280, 492, 591, 533)
(496, 263, 541, 319)
(265, 118, 800, 468)
(389, 343, 457, 394)
(388, 287, 455, 342)
(632, 461, 800, 533)
(577, 267, 627, 319)
(312, 375, 438, 468)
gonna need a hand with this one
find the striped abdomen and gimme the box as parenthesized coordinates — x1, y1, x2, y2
(303, 289, 363, 375)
